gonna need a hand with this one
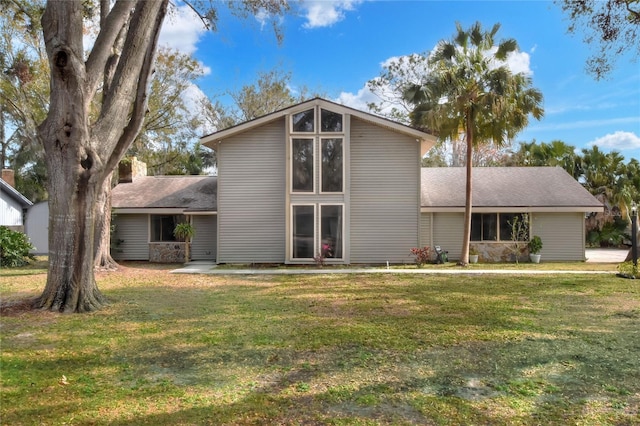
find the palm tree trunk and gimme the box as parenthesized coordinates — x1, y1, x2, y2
(459, 117, 474, 266)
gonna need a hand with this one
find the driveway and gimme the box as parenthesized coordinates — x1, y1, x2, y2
(585, 248, 628, 263)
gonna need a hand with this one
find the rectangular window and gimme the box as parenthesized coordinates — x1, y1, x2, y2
(471, 213, 529, 242)
(320, 204, 343, 259)
(151, 215, 186, 242)
(292, 205, 315, 259)
(321, 138, 343, 192)
(482, 214, 498, 241)
(500, 213, 529, 241)
(292, 138, 314, 192)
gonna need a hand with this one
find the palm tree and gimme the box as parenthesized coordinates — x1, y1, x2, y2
(405, 22, 544, 265)
(174, 222, 195, 264)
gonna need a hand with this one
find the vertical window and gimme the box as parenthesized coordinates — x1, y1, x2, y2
(292, 205, 315, 259)
(321, 205, 343, 259)
(151, 215, 186, 242)
(321, 138, 343, 192)
(320, 109, 343, 132)
(292, 138, 314, 192)
(471, 213, 482, 241)
(292, 109, 314, 132)
(482, 214, 498, 241)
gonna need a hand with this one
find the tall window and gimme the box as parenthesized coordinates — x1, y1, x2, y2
(290, 106, 344, 194)
(321, 138, 343, 192)
(292, 138, 314, 192)
(292, 205, 315, 259)
(151, 215, 186, 242)
(320, 205, 343, 259)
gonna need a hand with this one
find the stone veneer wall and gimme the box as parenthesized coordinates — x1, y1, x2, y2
(149, 242, 189, 263)
(471, 243, 530, 263)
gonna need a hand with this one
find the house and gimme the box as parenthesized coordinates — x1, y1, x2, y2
(199, 97, 437, 265)
(25, 200, 49, 255)
(420, 167, 604, 262)
(111, 98, 603, 264)
(111, 157, 217, 262)
(1, 169, 33, 232)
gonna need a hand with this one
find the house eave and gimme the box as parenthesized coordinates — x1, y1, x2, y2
(113, 208, 216, 215)
(420, 206, 605, 213)
(200, 97, 436, 149)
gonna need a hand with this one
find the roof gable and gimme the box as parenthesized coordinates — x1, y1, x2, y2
(421, 167, 603, 211)
(200, 97, 437, 154)
(0, 178, 33, 208)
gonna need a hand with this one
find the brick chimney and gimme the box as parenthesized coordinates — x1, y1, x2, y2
(118, 157, 147, 183)
(2, 169, 15, 188)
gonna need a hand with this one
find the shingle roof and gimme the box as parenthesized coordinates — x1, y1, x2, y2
(0, 178, 33, 208)
(421, 167, 603, 210)
(111, 176, 217, 211)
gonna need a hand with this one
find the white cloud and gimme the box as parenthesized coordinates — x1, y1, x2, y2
(336, 49, 533, 118)
(301, 0, 362, 29)
(159, 5, 208, 55)
(588, 131, 640, 151)
(335, 86, 377, 112)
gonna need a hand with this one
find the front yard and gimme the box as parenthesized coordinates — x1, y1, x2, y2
(1, 262, 638, 425)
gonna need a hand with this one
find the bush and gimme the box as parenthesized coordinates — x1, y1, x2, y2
(410, 246, 432, 267)
(0, 226, 36, 267)
(617, 261, 638, 279)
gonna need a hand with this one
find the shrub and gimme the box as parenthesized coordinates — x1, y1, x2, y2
(528, 236, 543, 255)
(410, 246, 432, 267)
(617, 261, 638, 279)
(0, 226, 36, 267)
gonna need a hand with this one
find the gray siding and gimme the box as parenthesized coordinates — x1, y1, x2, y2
(217, 120, 286, 263)
(25, 201, 49, 255)
(432, 213, 465, 261)
(531, 212, 585, 261)
(112, 214, 149, 260)
(419, 212, 432, 248)
(0, 193, 23, 226)
(191, 215, 217, 261)
(350, 118, 420, 263)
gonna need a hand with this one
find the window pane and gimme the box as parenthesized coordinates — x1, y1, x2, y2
(151, 215, 185, 242)
(292, 109, 314, 132)
(500, 213, 529, 241)
(470, 213, 482, 241)
(293, 205, 314, 259)
(292, 138, 314, 192)
(321, 138, 343, 192)
(321, 205, 343, 259)
(320, 109, 342, 132)
(482, 214, 498, 241)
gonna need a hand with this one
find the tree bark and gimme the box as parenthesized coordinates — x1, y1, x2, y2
(34, 0, 167, 313)
(94, 173, 118, 271)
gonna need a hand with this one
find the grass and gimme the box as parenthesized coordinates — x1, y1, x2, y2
(1, 261, 639, 425)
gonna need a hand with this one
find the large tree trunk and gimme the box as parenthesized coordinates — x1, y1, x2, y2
(34, 0, 167, 313)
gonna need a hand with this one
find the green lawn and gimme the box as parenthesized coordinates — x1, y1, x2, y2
(1, 262, 639, 425)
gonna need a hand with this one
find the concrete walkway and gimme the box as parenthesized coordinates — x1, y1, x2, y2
(171, 248, 628, 275)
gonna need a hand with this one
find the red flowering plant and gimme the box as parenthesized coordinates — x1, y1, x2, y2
(410, 246, 432, 267)
(314, 243, 333, 267)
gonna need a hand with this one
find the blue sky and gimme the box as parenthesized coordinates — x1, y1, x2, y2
(160, 1, 640, 163)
